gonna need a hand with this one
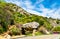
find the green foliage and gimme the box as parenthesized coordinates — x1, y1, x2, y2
(35, 31, 43, 36)
(0, 2, 14, 33)
(1, 22, 8, 31)
(0, 9, 11, 31)
(26, 33, 32, 36)
(0, 27, 4, 34)
(53, 26, 60, 32)
(43, 18, 52, 30)
(13, 12, 25, 23)
(26, 31, 43, 36)
(56, 20, 60, 24)
(10, 26, 20, 35)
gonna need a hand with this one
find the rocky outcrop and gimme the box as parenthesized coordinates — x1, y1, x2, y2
(22, 22, 39, 36)
(6, 4, 31, 15)
(38, 26, 50, 34)
(23, 22, 39, 28)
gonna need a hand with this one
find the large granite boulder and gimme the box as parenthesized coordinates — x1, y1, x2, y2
(23, 22, 39, 29)
(22, 22, 39, 36)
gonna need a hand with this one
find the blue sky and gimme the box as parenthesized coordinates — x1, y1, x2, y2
(5, 0, 60, 19)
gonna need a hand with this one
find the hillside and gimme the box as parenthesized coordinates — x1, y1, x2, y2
(0, 2, 60, 35)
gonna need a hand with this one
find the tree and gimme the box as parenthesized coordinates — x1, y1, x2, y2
(0, 6, 13, 31)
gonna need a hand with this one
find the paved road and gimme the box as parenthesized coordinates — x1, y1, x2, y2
(16, 34, 60, 39)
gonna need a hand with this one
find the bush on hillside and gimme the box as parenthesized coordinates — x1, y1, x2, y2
(10, 26, 20, 35)
(52, 26, 60, 32)
(0, 27, 4, 34)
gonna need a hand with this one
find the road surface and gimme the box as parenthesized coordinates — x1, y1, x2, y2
(15, 34, 60, 39)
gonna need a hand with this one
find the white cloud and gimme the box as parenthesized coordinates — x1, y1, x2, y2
(5, 0, 60, 19)
(33, 4, 60, 19)
(24, 0, 34, 9)
(49, 8, 60, 19)
(5, 0, 24, 6)
(35, 0, 44, 5)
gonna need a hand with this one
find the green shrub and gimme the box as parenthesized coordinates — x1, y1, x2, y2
(45, 25, 53, 31)
(0, 27, 4, 34)
(35, 31, 43, 36)
(10, 26, 20, 35)
(53, 26, 60, 32)
(26, 32, 32, 36)
(26, 31, 43, 36)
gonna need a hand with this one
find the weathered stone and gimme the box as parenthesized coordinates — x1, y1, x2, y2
(23, 22, 39, 28)
(38, 26, 50, 34)
(23, 22, 39, 36)
(4, 34, 11, 39)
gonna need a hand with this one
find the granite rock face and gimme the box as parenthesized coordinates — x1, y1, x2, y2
(23, 22, 39, 28)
